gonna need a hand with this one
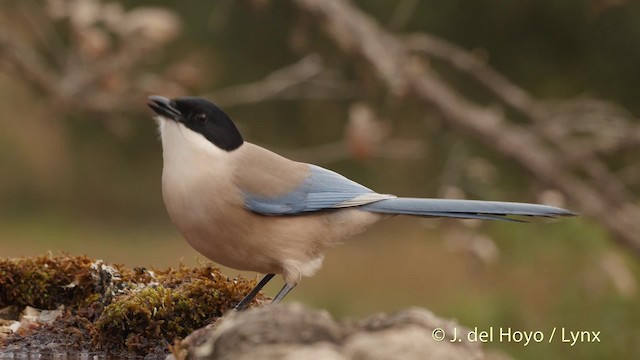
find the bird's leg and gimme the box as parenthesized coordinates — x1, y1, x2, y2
(271, 282, 296, 304)
(233, 273, 275, 311)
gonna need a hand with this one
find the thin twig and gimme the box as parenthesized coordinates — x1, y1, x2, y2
(0, 28, 57, 95)
(203, 54, 333, 107)
(387, 0, 419, 31)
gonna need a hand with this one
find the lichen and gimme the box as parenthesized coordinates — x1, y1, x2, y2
(0, 254, 265, 357)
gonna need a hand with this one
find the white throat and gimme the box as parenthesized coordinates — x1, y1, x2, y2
(157, 117, 228, 163)
(157, 117, 234, 189)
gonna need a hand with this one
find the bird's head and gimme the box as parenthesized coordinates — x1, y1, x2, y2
(148, 95, 243, 151)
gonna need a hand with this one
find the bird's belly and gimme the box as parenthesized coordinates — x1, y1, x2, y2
(165, 195, 279, 273)
(168, 206, 382, 278)
(162, 172, 383, 278)
(184, 229, 277, 274)
(161, 174, 272, 273)
(184, 220, 280, 274)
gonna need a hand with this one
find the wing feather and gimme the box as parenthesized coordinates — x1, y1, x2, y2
(243, 165, 393, 215)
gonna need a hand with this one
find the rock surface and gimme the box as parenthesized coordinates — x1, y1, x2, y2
(172, 303, 484, 360)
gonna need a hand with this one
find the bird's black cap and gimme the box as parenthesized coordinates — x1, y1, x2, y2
(148, 95, 244, 151)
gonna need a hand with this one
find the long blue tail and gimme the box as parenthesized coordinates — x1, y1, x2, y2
(360, 198, 576, 221)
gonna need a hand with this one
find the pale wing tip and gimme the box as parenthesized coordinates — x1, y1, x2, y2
(549, 207, 579, 217)
(523, 207, 578, 219)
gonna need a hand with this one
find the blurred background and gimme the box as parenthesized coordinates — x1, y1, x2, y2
(1, 0, 639, 358)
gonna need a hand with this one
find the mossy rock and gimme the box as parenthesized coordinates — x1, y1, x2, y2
(0, 254, 264, 357)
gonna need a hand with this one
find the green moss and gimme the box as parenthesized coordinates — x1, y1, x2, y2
(0, 254, 105, 309)
(0, 254, 265, 356)
(96, 283, 221, 353)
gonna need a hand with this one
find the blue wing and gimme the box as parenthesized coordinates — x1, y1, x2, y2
(243, 165, 394, 215)
(242, 164, 577, 220)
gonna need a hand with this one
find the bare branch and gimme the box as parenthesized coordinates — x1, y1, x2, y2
(0, 4, 182, 118)
(290, 0, 640, 257)
(0, 29, 57, 95)
(387, 0, 419, 31)
(203, 54, 356, 107)
(274, 138, 425, 164)
(405, 33, 540, 117)
(406, 33, 640, 160)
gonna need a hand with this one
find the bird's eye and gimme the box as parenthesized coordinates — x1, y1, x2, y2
(195, 113, 207, 122)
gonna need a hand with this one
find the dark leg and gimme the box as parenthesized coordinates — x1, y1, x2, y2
(271, 282, 296, 304)
(234, 273, 275, 311)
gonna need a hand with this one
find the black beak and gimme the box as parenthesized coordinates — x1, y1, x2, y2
(147, 95, 183, 121)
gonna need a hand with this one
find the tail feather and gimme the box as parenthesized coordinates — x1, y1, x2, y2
(361, 198, 576, 221)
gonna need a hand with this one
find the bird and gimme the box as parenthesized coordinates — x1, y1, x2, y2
(147, 95, 576, 311)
